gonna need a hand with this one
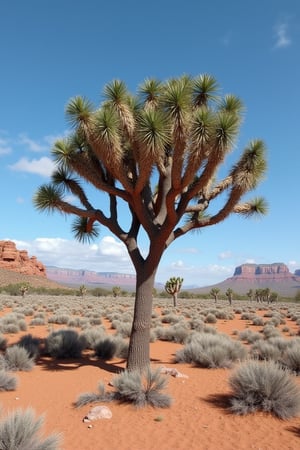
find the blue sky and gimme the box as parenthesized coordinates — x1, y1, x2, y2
(1, 0, 299, 287)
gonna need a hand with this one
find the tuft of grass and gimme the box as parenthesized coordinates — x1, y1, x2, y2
(0, 333, 7, 351)
(45, 329, 84, 359)
(175, 332, 247, 368)
(238, 329, 261, 344)
(94, 338, 117, 360)
(229, 360, 300, 419)
(0, 408, 60, 450)
(112, 368, 172, 408)
(17, 334, 40, 359)
(79, 327, 106, 349)
(4, 346, 35, 371)
(0, 370, 18, 391)
(281, 342, 300, 374)
(75, 368, 172, 409)
(74, 382, 112, 408)
(250, 340, 281, 362)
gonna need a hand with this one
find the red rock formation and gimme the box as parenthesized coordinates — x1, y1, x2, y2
(0, 240, 46, 277)
(233, 263, 291, 279)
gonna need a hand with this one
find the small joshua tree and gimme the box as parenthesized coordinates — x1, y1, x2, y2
(225, 288, 234, 306)
(165, 277, 183, 307)
(246, 289, 254, 302)
(79, 285, 87, 298)
(210, 288, 220, 303)
(19, 284, 29, 298)
(112, 286, 121, 298)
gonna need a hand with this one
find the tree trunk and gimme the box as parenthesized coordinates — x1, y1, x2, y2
(126, 270, 156, 372)
(173, 293, 177, 307)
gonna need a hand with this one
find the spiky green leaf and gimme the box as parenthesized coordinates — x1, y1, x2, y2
(71, 217, 100, 243)
(65, 96, 93, 128)
(33, 185, 63, 213)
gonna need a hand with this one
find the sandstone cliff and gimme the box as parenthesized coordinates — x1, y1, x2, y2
(233, 263, 291, 278)
(191, 263, 300, 297)
(0, 240, 46, 277)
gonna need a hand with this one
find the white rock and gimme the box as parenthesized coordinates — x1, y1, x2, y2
(85, 405, 112, 421)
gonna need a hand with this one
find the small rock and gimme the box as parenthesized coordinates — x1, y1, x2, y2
(84, 406, 112, 421)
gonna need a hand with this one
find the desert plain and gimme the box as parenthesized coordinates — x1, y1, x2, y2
(0, 293, 300, 450)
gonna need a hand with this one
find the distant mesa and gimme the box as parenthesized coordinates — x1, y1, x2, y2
(0, 240, 46, 277)
(46, 266, 136, 289)
(193, 263, 300, 297)
(233, 262, 290, 277)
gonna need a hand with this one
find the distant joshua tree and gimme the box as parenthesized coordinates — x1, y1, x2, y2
(269, 291, 278, 303)
(165, 277, 183, 307)
(246, 289, 254, 302)
(225, 288, 234, 305)
(210, 288, 220, 303)
(112, 286, 121, 298)
(79, 285, 87, 298)
(19, 284, 29, 298)
(255, 288, 263, 303)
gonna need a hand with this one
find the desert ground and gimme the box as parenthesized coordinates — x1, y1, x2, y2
(0, 293, 300, 450)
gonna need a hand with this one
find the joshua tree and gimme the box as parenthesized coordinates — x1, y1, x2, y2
(33, 75, 267, 371)
(225, 288, 234, 305)
(19, 284, 29, 298)
(246, 288, 254, 302)
(165, 276, 183, 307)
(210, 287, 220, 303)
(262, 287, 271, 303)
(269, 291, 278, 303)
(255, 288, 263, 303)
(112, 286, 121, 298)
(79, 284, 87, 298)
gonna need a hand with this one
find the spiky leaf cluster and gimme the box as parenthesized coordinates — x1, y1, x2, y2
(165, 277, 184, 296)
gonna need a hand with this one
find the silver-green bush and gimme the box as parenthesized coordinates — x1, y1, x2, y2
(229, 360, 300, 419)
(175, 332, 247, 368)
(0, 370, 18, 391)
(0, 408, 60, 450)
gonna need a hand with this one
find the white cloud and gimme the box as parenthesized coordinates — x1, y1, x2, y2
(244, 258, 256, 264)
(218, 250, 232, 260)
(273, 22, 291, 48)
(0, 137, 12, 156)
(171, 260, 184, 268)
(98, 236, 128, 258)
(11, 236, 134, 274)
(9, 156, 55, 177)
(158, 260, 233, 286)
(18, 134, 48, 152)
(288, 261, 299, 273)
(17, 132, 69, 152)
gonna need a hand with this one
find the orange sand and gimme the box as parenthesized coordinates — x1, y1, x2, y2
(1, 301, 300, 450)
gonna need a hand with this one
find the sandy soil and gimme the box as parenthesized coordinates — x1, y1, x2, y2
(0, 297, 300, 450)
